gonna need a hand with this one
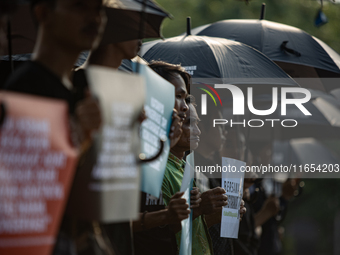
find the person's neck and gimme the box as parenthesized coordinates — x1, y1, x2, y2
(89, 44, 124, 69)
(32, 32, 81, 85)
(195, 141, 214, 160)
(170, 148, 185, 160)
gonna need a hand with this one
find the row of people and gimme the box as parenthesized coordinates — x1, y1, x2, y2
(0, 1, 246, 255)
(1, 1, 297, 255)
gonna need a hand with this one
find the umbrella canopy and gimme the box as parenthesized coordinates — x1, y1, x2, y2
(2, 0, 171, 56)
(272, 138, 340, 166)
(191, 19, 340, 90)
(271, 138, 340, 179)
(140, 34, 298, 88)
(101, 0, 171, 44)
(248, 89, 340, 141)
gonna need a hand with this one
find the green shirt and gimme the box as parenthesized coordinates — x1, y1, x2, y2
(162, 153, 213, 255)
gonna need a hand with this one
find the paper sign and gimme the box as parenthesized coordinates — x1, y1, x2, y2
(67, 66, 145, 223)
(133, 63, 175, 197)
(195, 171, 210, 193)
(220, 157, 246, 239)
(179, 153, 195, 255)
(0, 92, 78, 255)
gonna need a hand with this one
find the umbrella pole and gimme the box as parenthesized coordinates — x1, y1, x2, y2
(187, 17, 191, 36)
(136, 0, 148, 74)
(6, 17, 13, 74)
(260, 3, 266, 20)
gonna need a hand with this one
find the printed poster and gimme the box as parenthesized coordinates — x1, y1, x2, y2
(67, 66, 145, 223)
(0, 92, 78, 255)
(220, 157, 246, 239)
(179, 153, 195, 255)
(132, 63, 175, 197)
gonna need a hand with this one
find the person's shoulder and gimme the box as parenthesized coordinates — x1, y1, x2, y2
(5, 61, 48, 94)
(165, 159, 177, 176)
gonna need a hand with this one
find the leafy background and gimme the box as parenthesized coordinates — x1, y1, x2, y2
(156, 0, 340, 53)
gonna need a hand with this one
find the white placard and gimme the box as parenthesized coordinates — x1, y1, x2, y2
(220, 157, 246, 239)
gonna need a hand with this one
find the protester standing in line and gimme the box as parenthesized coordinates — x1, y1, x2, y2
(147, 61, 228, 255)
(5, 0, 108, 254)
(132, 61, 201, 255)
(0, 0, 19, 55)
(73, 35, 191, 253)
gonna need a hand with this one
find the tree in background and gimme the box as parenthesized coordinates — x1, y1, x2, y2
(156, 0, 340, 53)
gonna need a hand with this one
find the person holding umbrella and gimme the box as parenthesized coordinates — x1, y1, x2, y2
(71, 3, 185, 255)
(4, 0, 108, 254)
(5, 0, 106, 138)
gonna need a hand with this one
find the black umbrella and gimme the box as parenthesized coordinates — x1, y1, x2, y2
(248, 89, 340, 141)
(101, 0, 171, 44)
(190, 19, 340, 91)
(141, 32, 299, 164)
(140, 34, 297, 89)
(273, 138, 340, 166)
(271, 138, 340, 179)
(3, 0, 171, 56)
(0, 0, 170, 86)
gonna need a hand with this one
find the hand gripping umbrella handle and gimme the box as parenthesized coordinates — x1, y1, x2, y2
(138, 137, 165, 164)
(281, 41, 301, 57)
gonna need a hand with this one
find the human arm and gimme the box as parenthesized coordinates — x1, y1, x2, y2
(192, 187, 228, 219)
(132, 192, 190, 233)
(74, 90, 102, 150)
(254, 195, 280, 227)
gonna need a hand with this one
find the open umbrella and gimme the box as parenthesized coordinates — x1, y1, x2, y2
(271, 138, 340, 179)
(190, 19, 340, 91)
(0, 0, 170, 87)
(140, 31, 299, 163)
(248, 89, 340, 141)
(273, 138, 340, 166)
(2, 0, 170, 56)
(140, 34, 298, 89)
(101, 0, 171, 44)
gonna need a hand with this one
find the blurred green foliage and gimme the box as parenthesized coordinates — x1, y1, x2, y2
(156, 0, 340, 53)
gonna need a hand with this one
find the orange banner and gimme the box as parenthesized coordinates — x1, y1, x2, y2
(0, 92, 78, 255)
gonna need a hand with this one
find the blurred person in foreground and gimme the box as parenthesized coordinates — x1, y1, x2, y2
(0, 0, 19, 55)
(73, 36, 188, 253)
(5, 0, 109, 254)
(5, 0, 106, 145)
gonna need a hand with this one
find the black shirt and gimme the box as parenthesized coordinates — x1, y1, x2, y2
(5, 61, 77, 113)
(133, 192, 177, 255)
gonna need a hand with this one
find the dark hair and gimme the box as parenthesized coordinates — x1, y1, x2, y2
(30, 0, 56, 8)
(0, 0, 18, 15)
(185, 94, 196, 106)
(148, 60, 191, 93)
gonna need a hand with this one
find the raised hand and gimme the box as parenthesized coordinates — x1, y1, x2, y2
(190, 187, 202, 209)
(195, 187, 228, 217)
(166, 191, 190, 224)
